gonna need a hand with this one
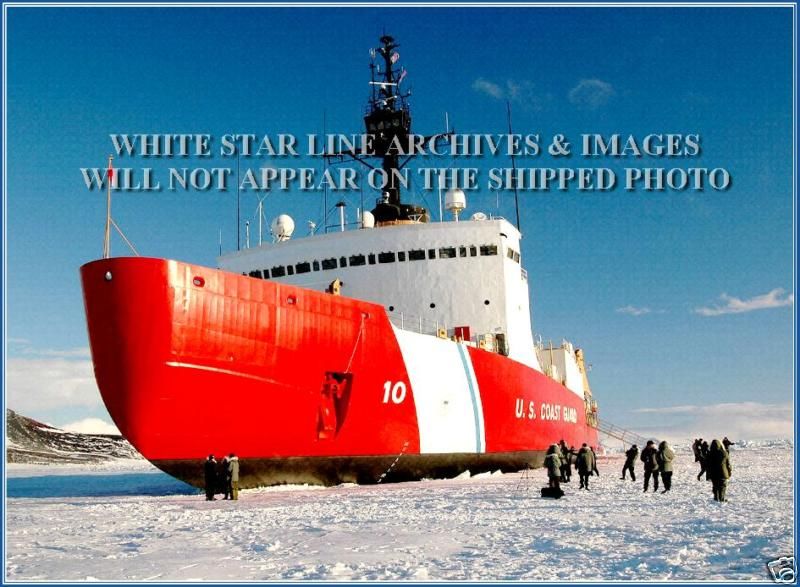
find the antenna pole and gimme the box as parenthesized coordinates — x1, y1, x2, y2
(236, 153, 241, 251)
(103, 155, 113, 258)
(218, 229, 222, 256)
(506, 101, 521, 233)
(258, 198, 263, 246)
(323, 110, 328, 234)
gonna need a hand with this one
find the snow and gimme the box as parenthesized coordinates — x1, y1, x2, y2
(5, 445, 794, 581)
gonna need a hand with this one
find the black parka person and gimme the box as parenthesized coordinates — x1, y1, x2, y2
(640, 440, 660, 492)
(228, 453, 240, 500)
(692, 438, 702, 462)
(203, 454, 217, 501)
(722, 437, 735, 452)
(706, 439, 732, 502)
(697, 440, 710, 480)
(621, 444, 638, 481)
(558, 440, 572, 482)
(576, 443, 595, 490)
(219, 456, 231, 500)
(657, 440, 674, 493)
(544, 444, 563, 491)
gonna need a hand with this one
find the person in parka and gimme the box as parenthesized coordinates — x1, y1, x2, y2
(621, 444, 638, 481)
(227, 453, 240, 500)
(203, 454, 217, 501)
(219, 456, 231, 499)
(657, 440, 675, 493)
(558, 440, 572, 482)
(706, 439, 732, 502)
(544, 444, 562, 491)
(692, 438, 702, 462)
(697, 440, 710, 480)
(640, 440, 659, 492)
(576, 443, 595, 490)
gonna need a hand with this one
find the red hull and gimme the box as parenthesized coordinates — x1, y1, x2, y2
(81, 257, 598, 487)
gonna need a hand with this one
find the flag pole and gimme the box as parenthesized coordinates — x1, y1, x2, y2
(103, 154, 114, 258)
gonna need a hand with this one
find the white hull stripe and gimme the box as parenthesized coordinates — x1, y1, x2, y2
(456, 343, 486, 453)
(393, 326, 486, 454)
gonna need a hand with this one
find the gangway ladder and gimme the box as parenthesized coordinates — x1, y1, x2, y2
(596, 419, 650, 448)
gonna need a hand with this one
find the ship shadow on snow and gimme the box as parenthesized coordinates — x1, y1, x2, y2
(7, 471, 198, 498)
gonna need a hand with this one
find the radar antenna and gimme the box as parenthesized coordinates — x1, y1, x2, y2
(325, 35, 454, 225)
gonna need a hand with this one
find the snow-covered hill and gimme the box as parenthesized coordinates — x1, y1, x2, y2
(5, 409, 142, 464)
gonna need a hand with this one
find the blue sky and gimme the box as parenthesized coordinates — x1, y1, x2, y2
(4, 5, 795, 440)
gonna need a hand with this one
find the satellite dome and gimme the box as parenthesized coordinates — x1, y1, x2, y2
(271, 214, 295, 242)
(445, 188, 466, 212)
(361, 210, 375, 229)
(445, 188, 467, 220)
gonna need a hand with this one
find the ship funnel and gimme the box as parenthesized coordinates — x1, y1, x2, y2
(361, 210, 375, 229)
(445, 188, 467, 221)
(271, 214, 295, 242)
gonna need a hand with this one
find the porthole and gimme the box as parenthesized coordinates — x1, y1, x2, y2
(430, 303, 436, 309)
(484, 300, 490, 305)
(388, 305, 394, 312)
(193, 276, 205, 287)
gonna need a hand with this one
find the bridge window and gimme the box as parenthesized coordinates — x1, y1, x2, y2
(321, 258, 337, 270)
(368, 253, 376, 265)
(459, 246, 467, 257)
(439, 247, 456, 259)
(470, 246, 477, 257)
(378, 252, 396, 264)
(339, 256, 348, 268)
(398, 251, 406, 262)
(296, 262, 311, 274)
(312, 261, 320, 271)
(428, 249, 436, 259)
(287, 266, 295, 275)
(262, 268, 271, 279)
(271, 265, 286, 277)
(248, 270, 263, 279)
(349, 254, 366, 267)
(408, 249, 425, 261)
(480, 245, 498, 256)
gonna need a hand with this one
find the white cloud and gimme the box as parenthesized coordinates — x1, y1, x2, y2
(472, 78, 547, 110)
(630, 401, 793, 443)
(568, 79, 615, 110)
(5, 356, 102, 414)
(695, 288, 794, 316)
(472, 77, 504, 99)
(616, 305, 652, 316)
(62, 417, 120, 435)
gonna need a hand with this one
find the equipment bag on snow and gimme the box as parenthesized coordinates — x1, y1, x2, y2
(541, 487, 564, 499)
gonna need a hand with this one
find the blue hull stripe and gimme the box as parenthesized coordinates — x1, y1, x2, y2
(456, 343, 484, 453)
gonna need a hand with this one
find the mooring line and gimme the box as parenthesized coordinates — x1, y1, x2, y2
(377, 440, 410, 484)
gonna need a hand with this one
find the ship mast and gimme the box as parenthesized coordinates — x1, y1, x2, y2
(326, 34, 452, 226)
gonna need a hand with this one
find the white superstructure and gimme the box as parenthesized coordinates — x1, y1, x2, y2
(219, 216, 541, 369)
